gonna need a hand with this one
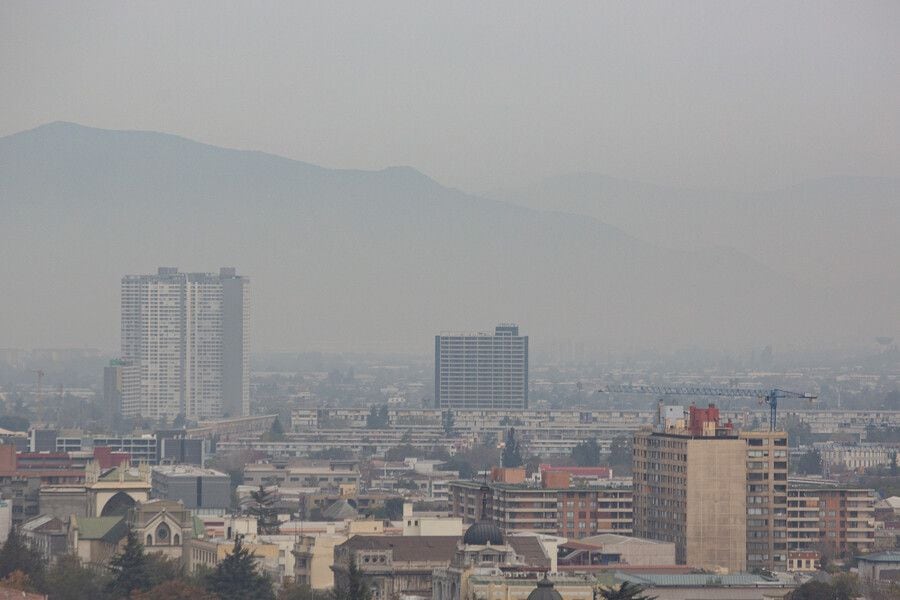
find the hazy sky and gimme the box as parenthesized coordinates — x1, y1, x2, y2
(1, 1, 897, 193)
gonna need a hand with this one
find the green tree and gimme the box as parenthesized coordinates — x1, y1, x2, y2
(608, 435, 633, 469)
(365, 406, 389, 429)
(248, 484, 281, 534)
(46, 554, 111, 600)
(145, 552, 185, 588)
(571, 438, 601, 467)
(831, 573, 860, 600)
(442, 410, 455, 436)
(501, 428, 523, 468)
(134, 580, 218, 600)
(783, 415, 814, 447)
(333, 558, 371, 600)
(205, 536, 275, 600)
(597, 581, 657, 600)
(384, 444, 423, 461)
(278, 582, 329, 600)
(795, 449, 823, 475)
(371, 497, 404, 520)
(0, 526, 45, 589)
(0, 570, 37, 593)
(267, 417, 286, 441)
(0, 415, 29, 431)
(787, 575, 859, 600)
(107, 527, 151, 598)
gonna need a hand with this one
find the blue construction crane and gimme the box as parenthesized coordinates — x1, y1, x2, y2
(599, 384, 817, 431)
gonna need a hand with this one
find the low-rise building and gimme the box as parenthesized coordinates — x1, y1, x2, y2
(787, 485, 876, 560)
(244, 460, 360, 493)
(858, 551, 900, 582)
(21, 515, 67, 565)
(151, 465, 231, 514)
(817, 443, 897, 472)
(401, 503, 463, 537)
(449, 471, 633, 540)
(332, 535, 459, 599)
(293, 527, 348, 589)
(613, 572, 795, 600)
(67, 516, 128, 568)
(557, 534, 676, 569)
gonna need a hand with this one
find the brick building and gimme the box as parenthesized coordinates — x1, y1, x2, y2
(448, 468, 632, 539)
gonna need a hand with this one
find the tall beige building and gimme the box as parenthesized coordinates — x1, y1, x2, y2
(740, 430, 789, 571)
(632, 405, 747, 572)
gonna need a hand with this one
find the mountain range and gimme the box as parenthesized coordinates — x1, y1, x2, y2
(0, 122, 893, 354)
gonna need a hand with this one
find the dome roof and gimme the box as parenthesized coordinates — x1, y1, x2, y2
(463, 520, 504, 545)
(526, 577, 563, 600)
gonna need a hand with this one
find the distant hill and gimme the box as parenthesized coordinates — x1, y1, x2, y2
(0, 122, 880, 354)
(488, 173, 900, 292)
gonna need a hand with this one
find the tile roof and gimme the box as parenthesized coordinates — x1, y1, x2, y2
(507, 536, 550, 568)
(75, 516, 128, 543)
(342, 535, 459, 562)
(616, 572, 784, 587)
(858, 552, 900, 563)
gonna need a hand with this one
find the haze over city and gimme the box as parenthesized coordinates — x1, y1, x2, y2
(5, 4, 900, 600)
(2, 1, 899, 355)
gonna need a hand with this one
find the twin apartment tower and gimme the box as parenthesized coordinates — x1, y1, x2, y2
(118, 267, 249, 422)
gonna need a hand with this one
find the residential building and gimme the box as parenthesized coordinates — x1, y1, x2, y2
(0, 500, 10, 544)
(121, 267, 249, 421)
(786, 485, 876, 560)
(435, 324, 528, 410)
(816, 443, 897, 472)
(103, 359, 139, 425)
(243, 460, 360, 492)
(740, 430, 789, 571)
(449, 470, 633, 539)
(632, 406, 747, 572)
(0, 445, 85, 524)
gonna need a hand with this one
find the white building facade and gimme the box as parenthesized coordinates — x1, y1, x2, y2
(121, 267, 249, 421)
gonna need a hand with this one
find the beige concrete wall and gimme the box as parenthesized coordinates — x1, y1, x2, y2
(685, 439, 747, 572)
(309, 534, 345, 589)
(616, 540, 676, 566)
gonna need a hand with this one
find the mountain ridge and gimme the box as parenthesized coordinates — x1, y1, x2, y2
(0, 122, 881, 354)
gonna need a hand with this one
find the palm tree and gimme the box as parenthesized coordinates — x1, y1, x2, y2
(596, 582, 657, 600)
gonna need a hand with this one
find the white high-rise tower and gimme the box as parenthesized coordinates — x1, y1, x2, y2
(121, 267, 249, 421)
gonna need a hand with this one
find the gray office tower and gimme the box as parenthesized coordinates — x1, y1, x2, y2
(121, 267, 249, 422)
(434, 323, 529, 410)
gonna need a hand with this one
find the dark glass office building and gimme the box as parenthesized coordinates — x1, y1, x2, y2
(434, 323, 528, 410)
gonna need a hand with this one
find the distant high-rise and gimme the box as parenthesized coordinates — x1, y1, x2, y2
(434, 324, 528, 410)
(103, 359, 140, 425)
(121, 267, 249, 422)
